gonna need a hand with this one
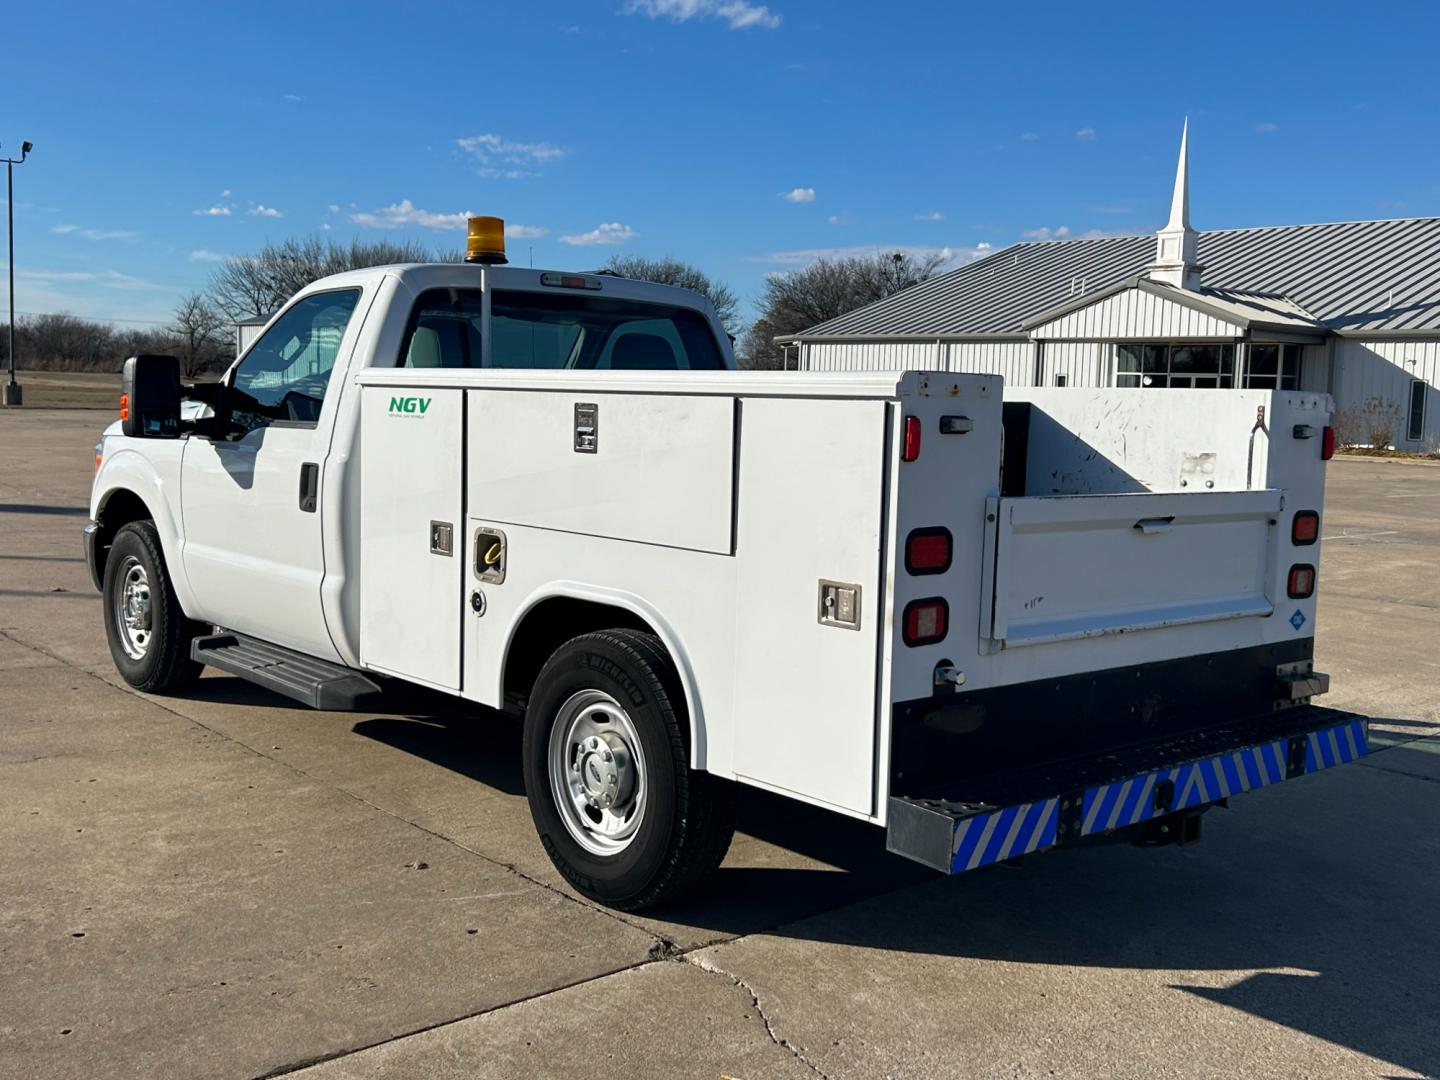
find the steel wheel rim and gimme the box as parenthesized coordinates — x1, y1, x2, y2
(113, 555, 153, 661)
(547, 689, 647, 856)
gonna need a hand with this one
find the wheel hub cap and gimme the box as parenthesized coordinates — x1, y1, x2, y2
(113, 556, 153, 661)
(547, 690, 647, 856)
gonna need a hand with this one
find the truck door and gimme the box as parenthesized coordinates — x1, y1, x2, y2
(179, 288, 370, 661)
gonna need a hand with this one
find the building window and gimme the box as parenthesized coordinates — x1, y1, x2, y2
(1244, 343, 1302, 390)
(1409, 380, 1427, 442)
(1115, 343, 1236, 388)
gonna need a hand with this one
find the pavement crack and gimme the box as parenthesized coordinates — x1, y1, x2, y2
(684, 953, 831, 1080)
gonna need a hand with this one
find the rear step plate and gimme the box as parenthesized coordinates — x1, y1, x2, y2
(192, 632, 384, 711)
(887, 707, 1368, 874)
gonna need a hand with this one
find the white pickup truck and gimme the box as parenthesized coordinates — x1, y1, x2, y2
(86, 220, 1368, 910)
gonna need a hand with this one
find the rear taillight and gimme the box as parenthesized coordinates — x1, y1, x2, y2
(903, 598, 948, 646)
(1321, 426, 1336, 461)
(905, 527, 952, 575)
(1288, 564, 1316, 599)
(902, 416, 922, 462)
(1292, 511, 1319, 545)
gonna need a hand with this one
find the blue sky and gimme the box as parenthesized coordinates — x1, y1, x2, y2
(6, 0, 1440, 326)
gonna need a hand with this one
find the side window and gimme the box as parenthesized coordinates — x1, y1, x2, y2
(231, 289, 361, 431)
(399, 288, 484, 368)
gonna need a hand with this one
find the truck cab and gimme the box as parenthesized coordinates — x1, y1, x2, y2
(86, 219, 1369, 912)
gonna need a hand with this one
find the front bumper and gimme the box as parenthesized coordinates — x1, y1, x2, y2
(886, 706, 1369, 874)
(83, 520, 103, 592)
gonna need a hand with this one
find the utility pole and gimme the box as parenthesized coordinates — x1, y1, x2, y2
(3, 140, 33, 407)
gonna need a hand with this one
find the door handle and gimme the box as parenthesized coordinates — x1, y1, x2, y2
(1133, 516, 1175, 535)
(298, 462, 319, 513)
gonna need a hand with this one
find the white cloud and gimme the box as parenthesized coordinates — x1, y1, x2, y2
(749, 243, 990, 270)
(189, 249, 228, 262)
(913, 211, 944, 222)
(322, 223, 332, 230)
(622, 0, 781, 30)
(1253, 121, 1279, 134)
(326, 203, 340, 213)
(1021, 225, 1071, 240)
(249, 205, 284, 218)
(976, 242, 993, 251)
(506, 223, 549, 239)
(52, 223, 139, 241)
(559, 222, 636, 246)
(220, 189, 232, 197)
(351, 199, 471, 230)
(283, 93, 302, 103)
(193, 205, 232, 216)
(781, 186, 815, 203)
(826, 214, 840, 225)
(1020, 131, 1038, 141)
(1075, 127, 1097, 141)
(456, 133, 566, 178)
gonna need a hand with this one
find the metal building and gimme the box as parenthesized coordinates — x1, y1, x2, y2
(781, 123, 1439, 450)
(234, 314, 271, 358)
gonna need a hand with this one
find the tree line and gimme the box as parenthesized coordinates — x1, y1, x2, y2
(8, 235, 947, 374)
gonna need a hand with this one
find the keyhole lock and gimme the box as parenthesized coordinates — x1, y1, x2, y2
(470, 590, 486, 616)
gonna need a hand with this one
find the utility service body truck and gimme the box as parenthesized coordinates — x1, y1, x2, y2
(87, 218, 1368, 910)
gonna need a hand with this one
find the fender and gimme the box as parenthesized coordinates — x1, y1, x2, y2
(91, 444, 199, 616)
(502, 581, 711, 772)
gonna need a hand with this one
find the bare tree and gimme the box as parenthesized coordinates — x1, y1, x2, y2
(170, 292, 227, 376)
(207, 235, 454, 320)
(740, 250, 948, 369)
(601, 254, 741, 332)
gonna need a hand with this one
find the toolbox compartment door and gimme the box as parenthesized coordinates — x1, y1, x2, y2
(983, 489, 1281, 650)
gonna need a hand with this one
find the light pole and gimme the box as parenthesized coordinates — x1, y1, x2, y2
(3, 140, 33, 407)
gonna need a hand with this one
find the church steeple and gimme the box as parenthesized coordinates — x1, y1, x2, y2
(1147, 119, 1202, 290)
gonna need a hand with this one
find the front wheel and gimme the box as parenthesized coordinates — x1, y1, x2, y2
(102, 521, 204, 694)
(522, 629, 735, 911)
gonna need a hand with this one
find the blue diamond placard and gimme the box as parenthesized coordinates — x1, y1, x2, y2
(1290, 609, 1307, 631)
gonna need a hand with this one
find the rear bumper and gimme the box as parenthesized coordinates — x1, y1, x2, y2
(83, 520, 103, 592)
(886, 706, 1369, 874)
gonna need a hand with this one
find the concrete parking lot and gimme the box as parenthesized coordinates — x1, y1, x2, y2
(2, 407, 1437, 1080)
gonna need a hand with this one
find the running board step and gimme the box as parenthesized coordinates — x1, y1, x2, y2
(191, 632, 384, 711)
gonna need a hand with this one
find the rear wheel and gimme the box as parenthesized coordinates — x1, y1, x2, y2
(103, 521, 204, 693)
(523, 629, 735, 911)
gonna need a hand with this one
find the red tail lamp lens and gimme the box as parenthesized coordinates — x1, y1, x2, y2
(1321, 426, 1336, 461)
(1292, 511, 1319, 545)
(1287, 564, 1316, 599)
(903, 598, 948, 646)
(905, 527, 953, 575)
(902, 416, 922, 462)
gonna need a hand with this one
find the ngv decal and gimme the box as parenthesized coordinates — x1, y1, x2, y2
(388, 396, 431, 417)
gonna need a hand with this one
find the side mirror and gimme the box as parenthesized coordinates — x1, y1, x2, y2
(120, 355, 182, 438)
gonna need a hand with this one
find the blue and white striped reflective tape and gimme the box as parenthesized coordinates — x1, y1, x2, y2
(946, 717, 1369, 873)
(1080, 718, 1369, 838)
(949, 798, 1059, 873)
(1304, 718, 1367, 772)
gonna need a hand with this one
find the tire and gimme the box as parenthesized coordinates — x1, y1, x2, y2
(523, 629, 735, 911)
(102, 521, 205, 694)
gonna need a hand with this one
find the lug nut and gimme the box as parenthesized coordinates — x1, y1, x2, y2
(602, 750, 613, 763)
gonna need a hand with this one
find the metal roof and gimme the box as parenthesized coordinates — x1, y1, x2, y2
(791, 217, 1440, 340)
(1021, 277, 1327, 336)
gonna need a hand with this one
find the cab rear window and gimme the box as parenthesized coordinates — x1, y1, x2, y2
(397, 287, 724, 370)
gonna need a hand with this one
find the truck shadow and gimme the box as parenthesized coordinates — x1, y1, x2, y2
(701, 742, 1438, 1080)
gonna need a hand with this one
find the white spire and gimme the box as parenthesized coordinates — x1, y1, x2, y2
(1149, 118, 1202, 290)
(1167, 117, 1191, 231)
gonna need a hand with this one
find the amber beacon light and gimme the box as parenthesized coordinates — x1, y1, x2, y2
(465, 216, 508, 265)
